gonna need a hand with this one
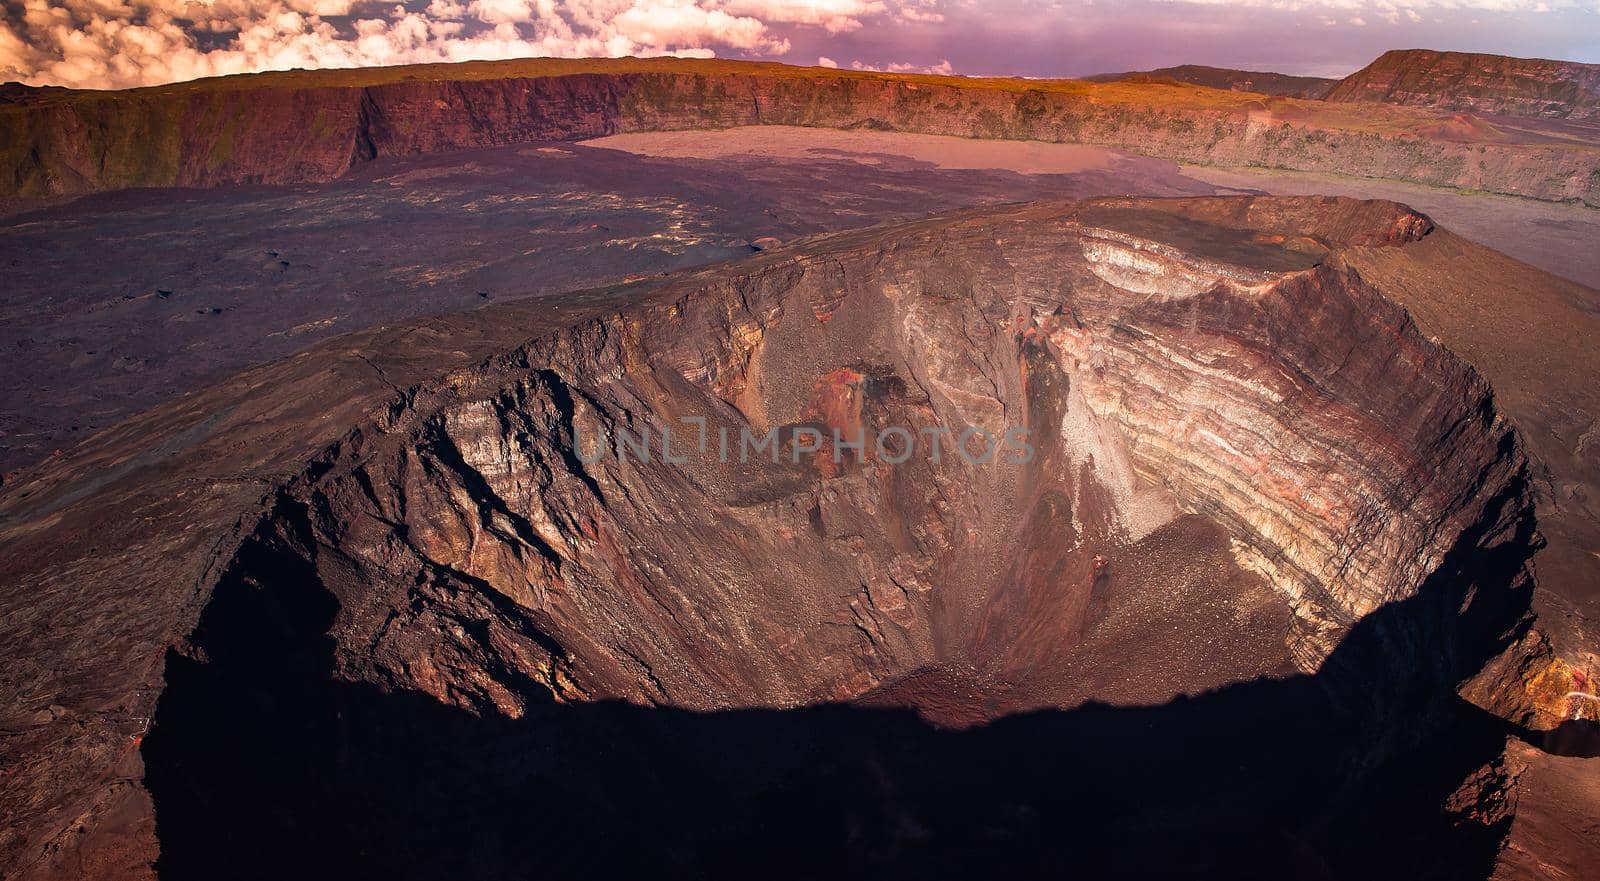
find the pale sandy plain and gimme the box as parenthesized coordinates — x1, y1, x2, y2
(586, 126, 1600, 291)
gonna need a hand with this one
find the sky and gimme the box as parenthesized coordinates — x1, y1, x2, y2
(2, 0, 1598, 90)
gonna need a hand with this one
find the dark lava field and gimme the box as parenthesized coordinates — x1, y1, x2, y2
(0, 137, 1208, 474)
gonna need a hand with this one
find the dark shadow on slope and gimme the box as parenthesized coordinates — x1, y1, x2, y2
(1538, 720, 1600, 758)
(144, 480, 1541, 880)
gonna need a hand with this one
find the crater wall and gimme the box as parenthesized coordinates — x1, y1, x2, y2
(5, 59, 1597, 204)
(0, 196, 1544, 879)
(220, 197, 1529, 715)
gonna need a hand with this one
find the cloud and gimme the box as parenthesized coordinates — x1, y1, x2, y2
(1150, 0, 1587, 9)
(850, 56, 952, 74)
(896, 0, 941, 22)
(0, 0, 813, 87)
(816, 53, 838, 65)
(711, 0, 887, 33)
(613, 1, 781, 50)
(3, 0, 1596, 90)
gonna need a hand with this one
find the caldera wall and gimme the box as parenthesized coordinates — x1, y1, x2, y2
(5, 59, 1598, 205)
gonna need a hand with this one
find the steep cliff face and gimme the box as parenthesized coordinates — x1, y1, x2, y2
(191, 198, 1521, 709)
(0, 197, 1548, 878)
(4, 57, 1598, 205)
(1327, 50, 1600, 120)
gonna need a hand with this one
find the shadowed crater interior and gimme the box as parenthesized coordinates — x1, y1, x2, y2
(140, 198, 1550, 879)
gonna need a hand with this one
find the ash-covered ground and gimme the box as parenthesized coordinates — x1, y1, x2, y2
(4, 127, 1595, 475)
(0, 136, 1206, 474)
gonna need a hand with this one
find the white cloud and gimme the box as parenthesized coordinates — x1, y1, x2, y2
(712, 0, 887, 33)
(1152, 0, 1586, 9)
(6, 0, 1592, 91)
(816, 53, 838, 66)
(464, 0, 542, 24)
(850, 56, 953, 74)
(613, 0, 779, 49)
(425, 0, 468, 17)
(0, 0, 805, 87)
(896, 0, 941, 22)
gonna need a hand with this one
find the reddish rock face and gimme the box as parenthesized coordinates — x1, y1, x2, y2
(4, 57, 1598, 205)
(1326, 50, 1600, 121)
(0, 196, 1556, 878)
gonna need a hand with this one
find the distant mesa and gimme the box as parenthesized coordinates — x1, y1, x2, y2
(1325, 49, 1600, 120)
(1085, 64, 1337, 99)
(1087, 51, 1600, 121)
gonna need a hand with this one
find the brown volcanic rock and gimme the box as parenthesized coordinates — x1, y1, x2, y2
(0, 196, 1556, 877)
(1341, 228, 1600, 720)
(4, 57, 1598, 205)
(1492, 740, 1600, 881)
(0, 298, 617, 880)
(1327, 50, 1600, 121)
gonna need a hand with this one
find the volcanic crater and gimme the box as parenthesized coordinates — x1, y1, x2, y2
(97, 196, 1545, 879)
